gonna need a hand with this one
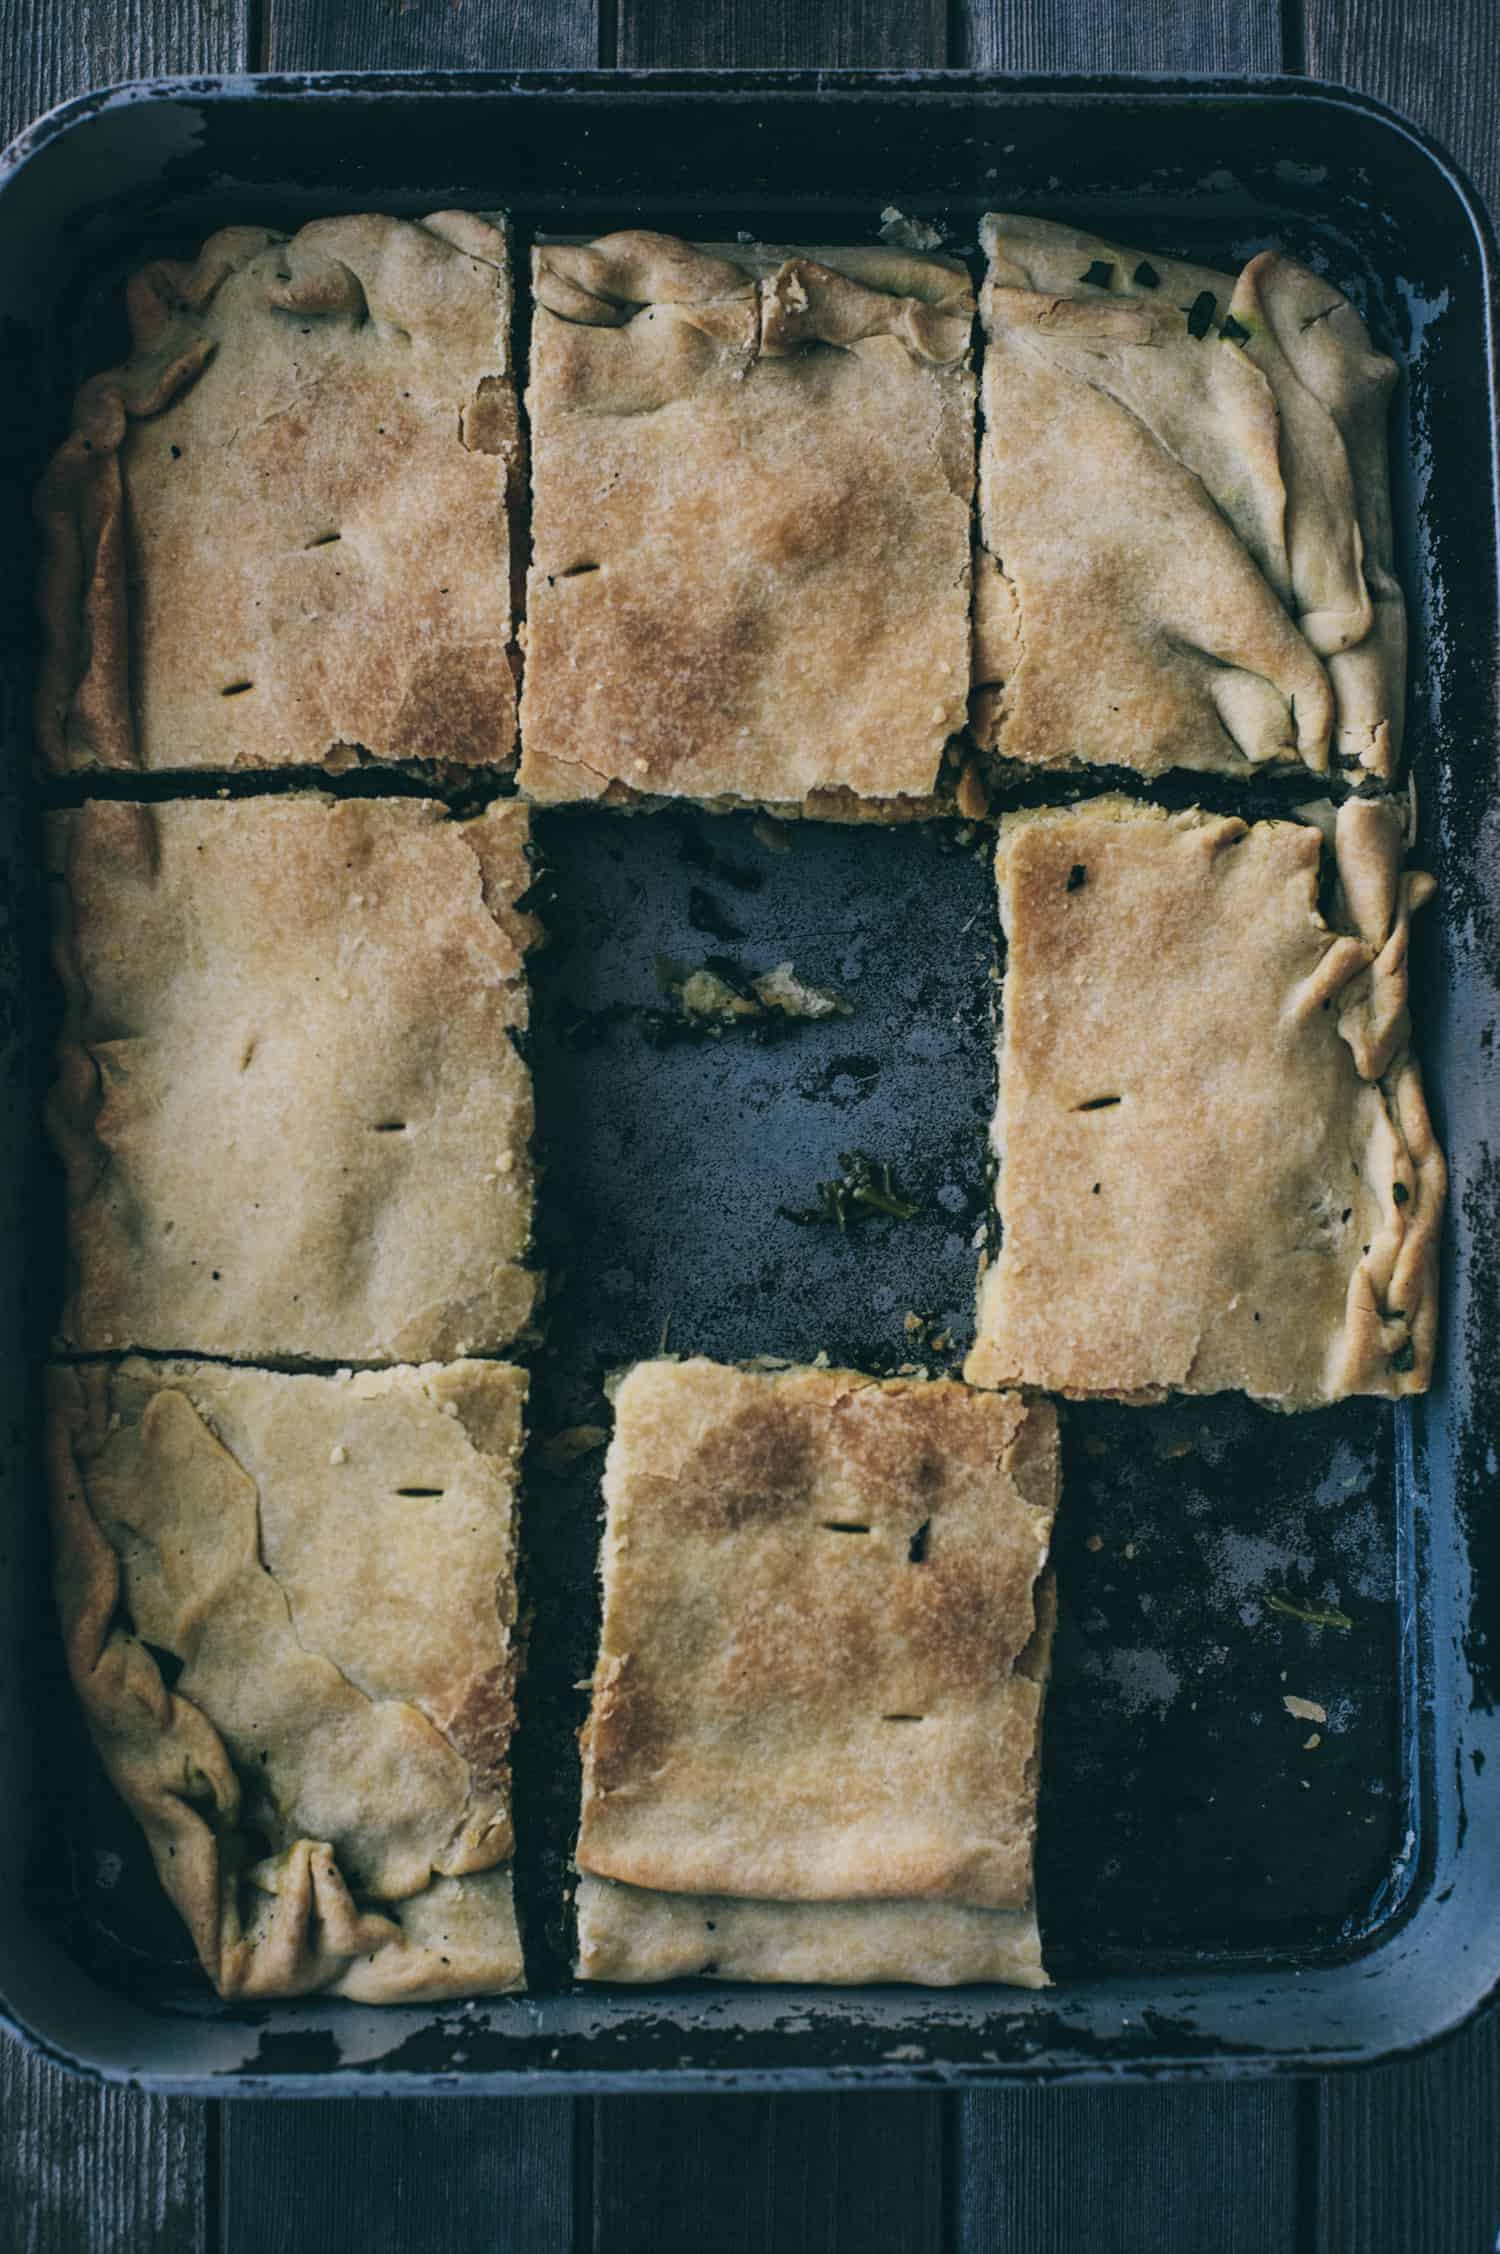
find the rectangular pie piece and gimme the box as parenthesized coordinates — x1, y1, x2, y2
(965, 795, 1445, 1409)
(48, 795, 537, 1361)
(49, 1357, 527, 2001)
(574, 1358, 1057, 1988)
(972, 213, 1405, 782)
(520, 231, 976, 815)
(37, 213, 519, 775)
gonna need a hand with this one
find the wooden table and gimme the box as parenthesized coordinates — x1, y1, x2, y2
(1, 3, 1496, 2248)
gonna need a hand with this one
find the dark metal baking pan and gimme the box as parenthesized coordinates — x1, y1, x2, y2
(0, 70, 1496, 2094)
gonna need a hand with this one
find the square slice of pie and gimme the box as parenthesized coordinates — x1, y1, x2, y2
(972, 213, 1405, 782)
(965, 795, 1445, 1409)
(48, 794, 537, 1362)
(49, 1357, 527, 2001)
(520, 231, 976, 816)
(37, 212, 520, 775)
(574, 1358, 1058, 1987)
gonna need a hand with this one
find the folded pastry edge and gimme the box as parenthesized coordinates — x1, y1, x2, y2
(45, 1361, 524, 2002)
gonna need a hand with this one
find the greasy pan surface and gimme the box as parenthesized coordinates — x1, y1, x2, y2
(0, 72, 1496, 2090)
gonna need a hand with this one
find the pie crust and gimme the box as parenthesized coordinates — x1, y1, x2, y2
(973, 214, 1404, 781)
(48, 795, 537, 1361)
(36, 213, 520, 775)
(965, 794, 1445, 1408)
(574, 1359, 1057, 1987)
(48, 1357, 526, 2001)
(519, 231, 976, 814)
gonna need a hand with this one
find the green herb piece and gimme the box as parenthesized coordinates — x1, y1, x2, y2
(1066, 864, 1088, 892)
(781, 1151, 920, 1232)
(1080, 260, 1115, 289)
(1392, 1182, 1410, 1205)
(1185, 289, 1216, 339)
(1268, 1595, 1353, 1632)
(1133, 260, 1160, 288)
(1220, 313, 1250, 345)
(1391, 1339, 1417, 1374)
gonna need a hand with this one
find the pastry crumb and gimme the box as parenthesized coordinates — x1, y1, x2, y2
(1283, 1694, 1327, 1724)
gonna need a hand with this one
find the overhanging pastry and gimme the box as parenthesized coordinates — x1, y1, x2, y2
(48, 795, 537, 1361)
(574, 1359, 1057, 1987)
(48, 1358, 527, 2001)
(520, 231, 975, 814)
(973, 214, 1404, 781)
(965, 794, 1445, 1409)
(37, 213, 520, 775)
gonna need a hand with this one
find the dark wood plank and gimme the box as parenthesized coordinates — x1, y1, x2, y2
(963, 0, 1294, 2231)
(221, 24, 592, 2254)
(0, 0, 249, 147)
(265, 0, 599, 71)
(590, 2094, 948, 2254)
(957, 0, 1281, 72)
(595, 5, 952, 2238)
(1304, 0, 1500, 240)
(1302, 2, 1500, 2228)
(957, 2084, 1300, 2254)
(617, 0, 945, 66)
(0, 2040, 208, 2254)
(1312, 2012, 1500, 2253)
(600, 0, 955, 2237)
(0, 20, 244, 2254)
(221, 2098, 575, 2254)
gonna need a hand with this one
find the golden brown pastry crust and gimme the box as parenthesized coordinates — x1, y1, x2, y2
(48, 795, 537, 1361)
(574, 1359, 1057, 1987)
(575, 1877, 1048, 1989)
(973, 214, 1403, 781)
(519, 231, 975, 813)
(36, 213, 519, 775)
(49, 1358, 526, 2001)
(965, 794, 1445, 1408)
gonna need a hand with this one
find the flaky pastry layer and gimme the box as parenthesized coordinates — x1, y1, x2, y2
(49, 1358, 527, 2001)
(966, 794, 1445, 1408)
(520, 230, 976, 814)
(973, 214, 1404, 783)
(36, 213, 519, 775)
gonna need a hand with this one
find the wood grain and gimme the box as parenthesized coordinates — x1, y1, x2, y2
(0, 0, 249, 146)
(957, 0, 1282, 71)
(1300, 4, 1500, 2232)
(588, 2094, 949, 2254)
(959, 1, 1296, 2235)
(957, 2084, 1301, 2254)
(0, 23, 244, 2254)
(0, 2041, 207, 2254)
(220, 2099, 576, 2254)
(583, 0, 957, 2232)
(1304, 0, 1500, 237)
(617, 0, 945, 66)
(265, 0, 600, 71)
(1312, 2013, 1500, 2254)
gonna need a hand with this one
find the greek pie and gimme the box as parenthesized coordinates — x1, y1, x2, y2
(36, 213, 520, 775)
(972, 213, 1404, 782)
(48, 795, 537, 1362)
(520, 231, 976, 815)
(48, 1358, 526, 2001)
(574, 1359, 1057, 1987)
(965, 795, 1445, 1408)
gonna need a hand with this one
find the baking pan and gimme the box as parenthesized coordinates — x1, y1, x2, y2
(0, 70, 1496, 2093)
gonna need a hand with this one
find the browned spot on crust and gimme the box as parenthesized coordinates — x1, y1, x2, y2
(436, 1661, 516, 1793)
